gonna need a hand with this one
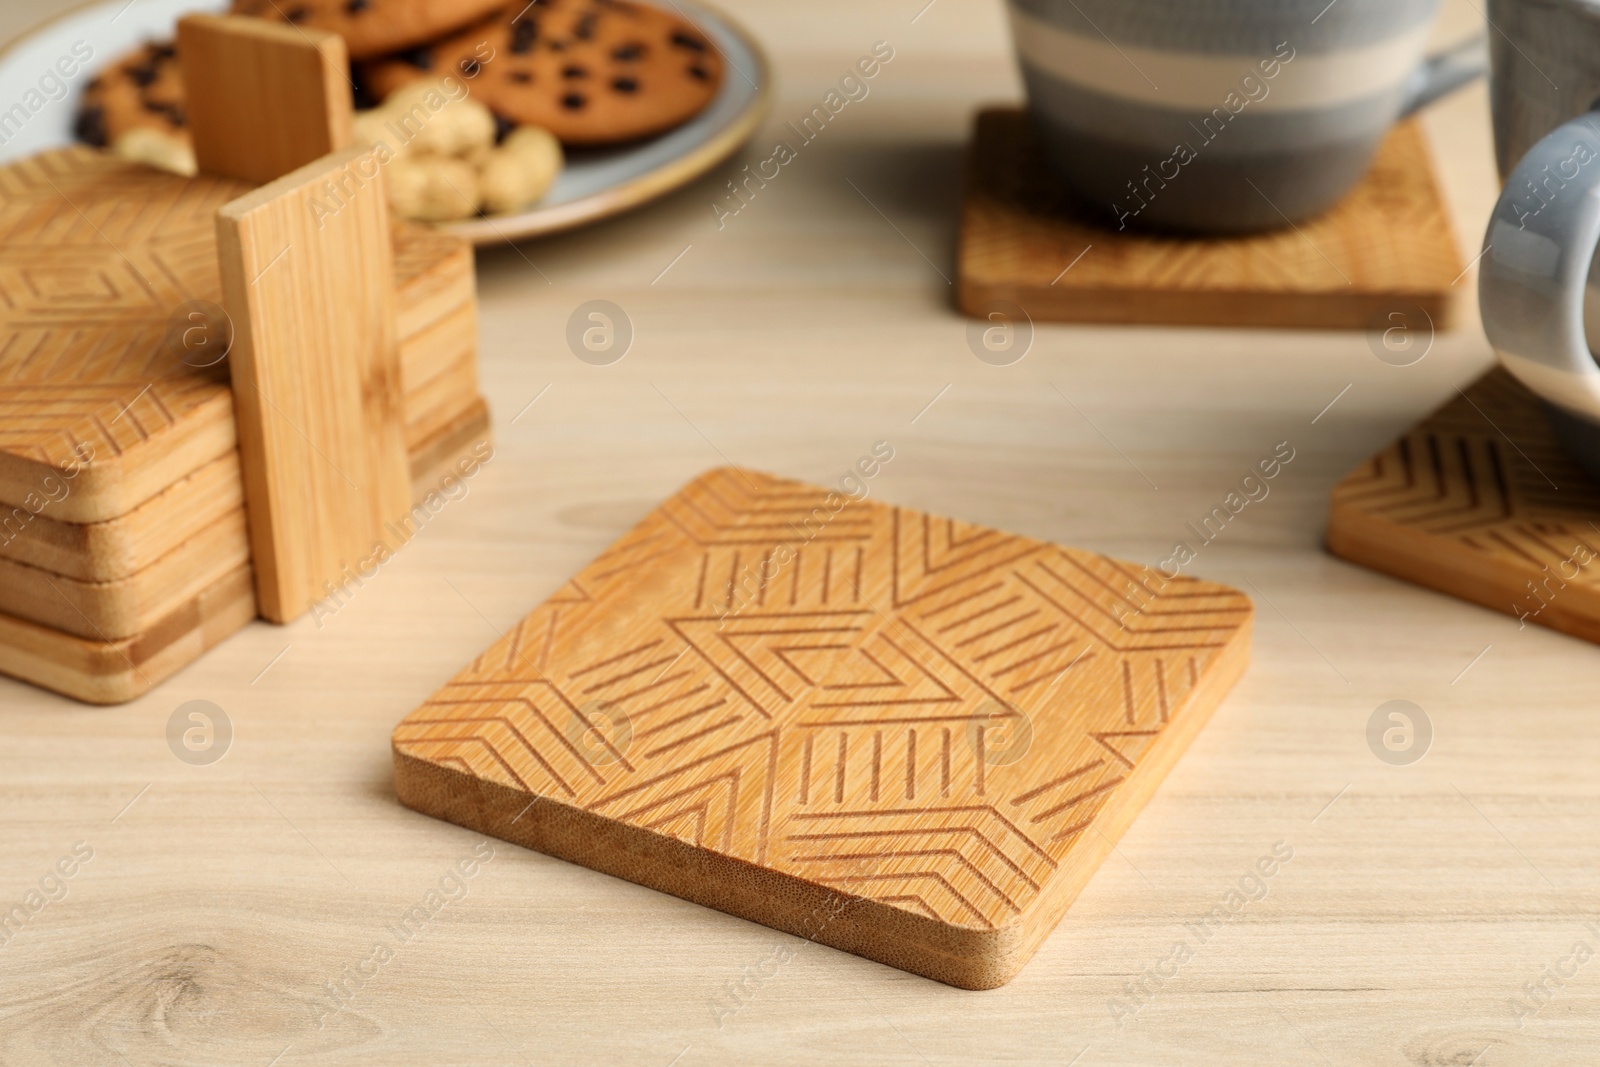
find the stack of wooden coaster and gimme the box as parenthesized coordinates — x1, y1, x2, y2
(0, 18, 489, 704)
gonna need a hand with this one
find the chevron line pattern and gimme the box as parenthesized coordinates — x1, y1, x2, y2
(1328, 369, 1600, 643)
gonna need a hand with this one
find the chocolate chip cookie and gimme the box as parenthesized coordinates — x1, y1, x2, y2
(74, 41, 188, 150)
(229, 0, 507, 61)
(358, 0, 725, 145)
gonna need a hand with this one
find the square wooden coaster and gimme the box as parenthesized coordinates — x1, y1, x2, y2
(957, 109, 1464, 330)
(392, 468, 1253, 988)
(1328, 369, 1600, 642)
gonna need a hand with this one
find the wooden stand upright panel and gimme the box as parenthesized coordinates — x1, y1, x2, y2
(177, 14, 353, 184)
(217, 145, 411, 623)
(393, 468, 1253, 989)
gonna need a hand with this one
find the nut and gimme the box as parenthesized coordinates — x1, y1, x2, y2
(384, 154, 480, 221)
(477, 126, 563, 214)
(112, 128, 197, 176)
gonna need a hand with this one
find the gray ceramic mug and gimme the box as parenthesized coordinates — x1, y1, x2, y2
(1007, 0, 1486, 233)
(1487, 0, 1600, 178)
(1480, 113, 1600, 474)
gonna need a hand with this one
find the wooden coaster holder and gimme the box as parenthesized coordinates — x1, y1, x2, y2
(0, 16, 487, 702)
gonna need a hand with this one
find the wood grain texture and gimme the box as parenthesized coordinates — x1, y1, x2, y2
(391, 228, 475, 351)
(0, 564, 256, 706)
(0, 397, 490, 704)
(406, 395, 489, 495)
(0, 506, 248, 641)
(0, 147, 478, 524)
(957, 109, 1465, 330)
(11, 1, 1589, 1062)
(217, 145, 411, 624)
(1328, 368, 1600, 642)
(177, 14, 353, 185)
(393, 467, 1252, 988)
(0, 452, 241, 582)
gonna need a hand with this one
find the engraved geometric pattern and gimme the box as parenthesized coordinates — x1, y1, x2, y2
(0, 146, 465, 479)
(1328, 368, 1600, 642)
(395, 468, 1253, 936)
(0, 148, 249, 474)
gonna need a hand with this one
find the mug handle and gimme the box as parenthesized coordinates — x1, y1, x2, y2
(1399, 34, 1487, 118)
(1480, 113, 1600, 423)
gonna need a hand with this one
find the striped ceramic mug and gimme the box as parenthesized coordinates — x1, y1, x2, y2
(1006, 0, 1485, 233)
(1480, 111, 1600, 478)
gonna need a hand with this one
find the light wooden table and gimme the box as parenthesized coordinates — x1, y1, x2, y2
(4, 2, 1596, 1064)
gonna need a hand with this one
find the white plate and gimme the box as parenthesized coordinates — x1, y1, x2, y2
(0, 0, 771, 243)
